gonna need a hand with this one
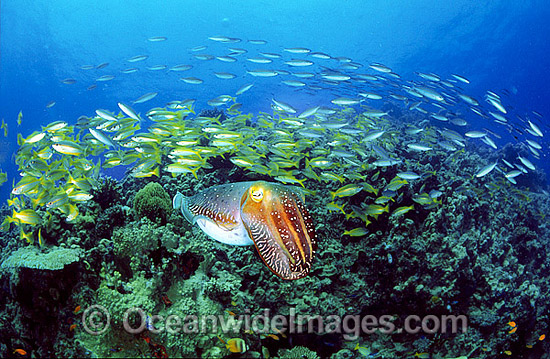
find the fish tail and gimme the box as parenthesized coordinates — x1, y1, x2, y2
(20, 228, 33, 243)
(338, 204, 347, 215)
(213, 115, 223, 125)
(1, 217, 13, 231)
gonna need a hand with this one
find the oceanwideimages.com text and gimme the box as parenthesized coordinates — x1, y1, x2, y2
(82, 305, 467, 340)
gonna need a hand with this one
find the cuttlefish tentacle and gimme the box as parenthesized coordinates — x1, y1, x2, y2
(173, 181, 316, 280)
(240, 182, 316, 280)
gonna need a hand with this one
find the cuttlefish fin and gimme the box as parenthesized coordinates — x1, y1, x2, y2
(173, 190, 250, 245)
(173, 191, 195, 224)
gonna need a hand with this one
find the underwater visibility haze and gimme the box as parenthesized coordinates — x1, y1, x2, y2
(1, 0, 550, 358)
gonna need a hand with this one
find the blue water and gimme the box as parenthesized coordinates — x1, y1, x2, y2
(1, 0, 549, 201)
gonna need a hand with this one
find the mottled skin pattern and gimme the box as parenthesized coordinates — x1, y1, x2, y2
(177, 182, 254, 247)
(176, 181, 316, 280)
(240, 182, 316, 280)
(184, 182, 247, 231)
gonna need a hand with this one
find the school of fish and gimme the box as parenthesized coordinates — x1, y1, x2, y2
(2, 34, 547, 254)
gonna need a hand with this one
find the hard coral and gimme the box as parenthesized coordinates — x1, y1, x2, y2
(278, 346, 320, 359)
(133, 182, 172, 225)
(93, 177, 123, 210)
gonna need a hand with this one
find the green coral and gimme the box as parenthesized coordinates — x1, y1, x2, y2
(73, 272, 159, 358)
(278, 346, 320, 359)
(133, 182, 172, 224)
(112, 220, 182, 273)
(0, 245, 82, 271)
(95, 273, 157, 328)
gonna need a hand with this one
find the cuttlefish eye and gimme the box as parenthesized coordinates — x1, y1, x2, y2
(250, 187, 264, 202)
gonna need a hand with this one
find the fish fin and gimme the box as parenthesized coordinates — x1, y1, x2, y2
(289, 187, 306, 202)
(177, 195, 196, 224)
(173, 192, 184, 210)
(1, 217, 12, 232)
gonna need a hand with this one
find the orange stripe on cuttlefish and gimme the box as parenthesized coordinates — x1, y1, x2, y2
(281, 194, 313, 264)
(266, 194, 297, 262)
(259, 207, 286, 252)
(179, 181, 316, 280)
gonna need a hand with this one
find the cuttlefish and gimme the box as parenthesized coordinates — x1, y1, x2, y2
(173, 181, 316, 280)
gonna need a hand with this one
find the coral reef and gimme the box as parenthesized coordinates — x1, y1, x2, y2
(92, 177, 123, 210)
(1, 246, 82, 270)
(0, 245, 82, 356)
(199, 108, 227, 123)
(1, 107, 549, 358)
(133, 182, 172, 225)
(278, 345, 320, 359)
